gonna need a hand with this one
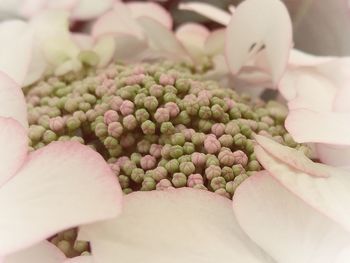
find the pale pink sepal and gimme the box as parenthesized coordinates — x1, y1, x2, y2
(0, 73, 28, 129)
(179, 2, 231, 26)
(80, 188, 272, 263)
(0, 141, 122, 255)
(234, 171, 350, 263)
(3, 241, 66, 263)
(254, 138, 350, 234)
(286, 109, 350, 145)
(225, 0, 292, 84)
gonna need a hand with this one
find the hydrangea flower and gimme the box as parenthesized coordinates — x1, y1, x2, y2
(0, 0, 350, 262)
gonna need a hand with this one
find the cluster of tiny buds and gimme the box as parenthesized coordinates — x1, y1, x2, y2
(25, 60, 305, 201)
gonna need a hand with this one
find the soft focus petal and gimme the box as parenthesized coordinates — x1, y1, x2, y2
(286, 109, 350, 145)
(81, 188, 273, 263)
(0, 20, 33, 85)
(288, 49, 333, 66)
(175, 23, 209, 59)
(19, 0, 78, 18)
(0, 118, 27, 187)
(92, 36, 115, 67)
(72, 33, 94, 50)
(64, 256, 93, 263)
(316, 144, 350, 169)
(254, 140, 350, 233)
(71, 0, 114, 20)
(204, 29, 225, 56)
(137, 16, 190, 61)
(179, 2, 231, 26)
(0, 72, 28, 128)
(126, 2, 172, 29)
(91, 2, 144, 40)
(225, 0, 292, 84)
(4, 241, 65, 263)
(234, 171, 350, 263)
(0, 142, 122, 255)
(254, 134, 329, 177)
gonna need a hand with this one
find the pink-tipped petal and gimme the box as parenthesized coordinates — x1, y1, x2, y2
(204, 28, 225, 56)
(225, 0, 292, 84)
(286, 109, 350, 145)
(254, 134, 329, 177)
(254, 143, 350, 233)
(175, 23, 209, 59)
(0, 118, 27, 187)
(316, 144, 350, 168)
(179, 2, 231, 26)
(0, 20, 33, 85)
(3, 241, 66, 263)
(0, 142, 122, 255)
(0, 73, 28, 129)
(137, 16, 189, 61)
(127, 2, 172, 29)
(81, 188, 272, 263)
(234, 171, 350, 263)
(91, 2, 144, 40)
(71, 0, 114, 20)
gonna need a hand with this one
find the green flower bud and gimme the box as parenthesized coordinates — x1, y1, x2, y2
(211, 104, 224, 119)
(144, 96, 159, 111)
(29, 125, 46, 141)
(83, 93, 97, 104)
(172, 172, 187, 187)
(198, 119, 212, 133)
(130, 152, 142, 165)
(158, 158, 168, 167)
(79, 102, 91, 112)
(123, 188, 133, 195)
(165, 159, 179, 173)
(245, 139, 254, 153)
(163, 92, 177, 103)
(118, 175, 130, 188)
(122, 161, 137, 176)
(210, 177, 226, 191)
(160, 121, 175, 134)
(221, 166, 235, 181)
(64, 98, 79, 113)
(198, 106, 212, 119)
(171, 133, 186, 146)
(175, 111, 191, 125)
(141, 120, 156, 135)
(178, 155, 192, 163)
(164, 85, 177, 94)
(108, 144, 122, 157)
(135, 109, 150, 123)
(218, 134, 233, 148)
(206, 155, 220, 167)
(170, 145, 184, 158)
(66, 117, 81, 131)
(131, 168, 144, 183)
(179, 161, 195, 175)
(141, 177, 156, 191)
(183, 142, 195, 154)
(229, 107, 241, 119)
(283, 133, 298, 148)
(38, 115, 50, 129)
(104, 136, 119, 149)
(233, 133, 246, 147)
(43, 130, 57, 143)
(175, 78, 190, 93)
(247, 160, 261, 171)
(191, 132, 206, 146)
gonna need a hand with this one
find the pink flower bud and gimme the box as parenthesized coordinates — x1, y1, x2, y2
(198, 90, 212, 99)
(133, 65, 145, 74)
(233, 150, 248, 166)
(218, 150, 235, 166)
(120, 134, 135, 148)
(191, 152, 206, 166)
(120, 100, 134, 116)
(108, 122, 123, 138)
(182, 128, 195, 141)
(109, 163, 120, 176)
(187, 174, 203, 187)
(125, 74, 145, 85)
(159, 73, 175, 85)
(175, 124, 186, 132)
(154, 108, 170, 123)
(224, 98, 236, 109)
(110, 96, 123, 111)
(140, 155, 157, 170)
(205, 165, 221, 180)
(153, 167, 168, 181)
(183, 94, 196, 102)
(211, 123, 225, 137)
(104, 110, 119, 125)
(164, 102, 180, 117)
(49, 117, 65, 132)
(150, 144, 163, 158)
(156, 179, 174, 190)
(204, 136, 221, 154)
(116, 156, 130, 166)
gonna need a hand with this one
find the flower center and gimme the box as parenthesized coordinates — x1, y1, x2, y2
(24, 59, 304, 257)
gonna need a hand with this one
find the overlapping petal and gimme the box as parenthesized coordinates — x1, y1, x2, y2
(80, 188, 273, 263)
(0, 141, 122, 255)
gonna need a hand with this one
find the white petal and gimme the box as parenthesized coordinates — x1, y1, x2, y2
(81, 188, 273, 263)
(179, 2, 231, 26)
(286, 109, 350, 145)
(234, 171, 350, 263)
(316, 144, 350, 169)
(0, 20, 34, 85)
(92, 36, 115, 67)
(0, 118, 27, 187)
(71, 0, 114, 20)
(254, 140, 350, 233)
(64, 256, 93, 263)
(126, 2, 172, 29)
(0, 142, 122, 255)
(204, 28, 226, 56)
(225, 0, 292, 84)
(72, 33, 94, 50)
(0, 72, 27, 129)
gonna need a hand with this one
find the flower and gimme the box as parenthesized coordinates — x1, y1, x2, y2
(0, 74, 122, 260)
(0, 0, 350, 262)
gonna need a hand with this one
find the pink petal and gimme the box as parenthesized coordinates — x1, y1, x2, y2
(0, 72, 28, 129)
(316, 144, 350, 169)
(233, 171, 350, 263)
(3, 241, 66, 263)
(91, 2, 144, 40)
(71, 0, 114, 20)
(254, 134, 329, 177)
(0, 142, 122, 255)
(23, 42, 47, 86)
(286, 109, 350, 145)
(204, 28, 225, 56)
(175, 23, 209, 59)
(80, 188, 272, 263)
(0, 118, 27, 187)
(254, 142, 350, 233)
(0, 20, 33, 85)
(126, 2, 172, 29)
(179, 2, 231, 26)
(225, 0, 292, 84)
(136, 16, 190, 61)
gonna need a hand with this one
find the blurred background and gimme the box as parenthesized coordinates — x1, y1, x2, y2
(0, 0, 349, 56)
